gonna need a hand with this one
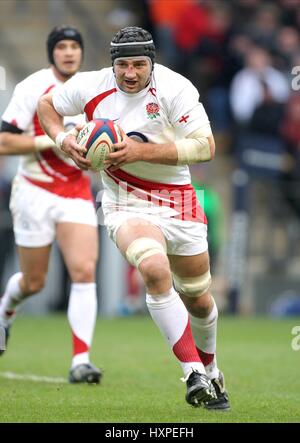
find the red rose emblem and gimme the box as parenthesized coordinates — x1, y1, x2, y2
(146, 103, 160, 119)
(146, 103, 159, 114)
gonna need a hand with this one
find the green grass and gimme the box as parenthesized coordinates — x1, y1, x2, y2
(0, 314, 299, 423)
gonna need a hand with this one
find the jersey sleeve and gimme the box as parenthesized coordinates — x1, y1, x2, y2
(52, 74, 85, 117)
(169, 80, 211, 138)
(1, 81, 37, 131)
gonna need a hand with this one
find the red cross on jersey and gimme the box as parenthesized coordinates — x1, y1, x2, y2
(179, 115, 189, 123)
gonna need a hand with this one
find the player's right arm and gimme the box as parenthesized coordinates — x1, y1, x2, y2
(0, 75, 58, 155)
(38, 91, 90, 170)
(0, 120, 57, 155)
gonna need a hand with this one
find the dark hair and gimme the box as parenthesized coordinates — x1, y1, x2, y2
(110, 26, 155, 68)
(47, 25, 83, 64)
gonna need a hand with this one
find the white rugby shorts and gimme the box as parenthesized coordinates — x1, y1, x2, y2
(10, 176, 97, 247)
(103, 207, 208, 256)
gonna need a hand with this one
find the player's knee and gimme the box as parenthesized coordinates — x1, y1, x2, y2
(22, 274, 46, 295)
(71, 260, 96, 282)
(139, 257, 171, 289)
(125, 237, 171, 290)
(185, 293, 213, 318)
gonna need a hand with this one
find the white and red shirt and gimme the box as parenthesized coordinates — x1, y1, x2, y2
(52, 64, 212, 222)
(2, 68, 92, 200)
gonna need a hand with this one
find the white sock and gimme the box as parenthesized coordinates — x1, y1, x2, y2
(67, 282, 97, 368)
(0, 272, 24, 327)
(146, 287, 205, 378)
(190, 298, 219, 379)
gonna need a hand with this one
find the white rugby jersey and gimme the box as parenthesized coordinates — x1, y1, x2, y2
(53, 64, 211, 222)
(2, 68, 92, 200)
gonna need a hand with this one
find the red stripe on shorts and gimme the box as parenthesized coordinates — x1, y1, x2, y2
(105, 168, 207, 223)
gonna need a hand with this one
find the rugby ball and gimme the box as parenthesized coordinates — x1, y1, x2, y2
(77, 118, 122, 170)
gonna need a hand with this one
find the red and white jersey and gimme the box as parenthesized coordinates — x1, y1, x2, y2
(52, 64, 212, 222)
(2, 68, 92, 200)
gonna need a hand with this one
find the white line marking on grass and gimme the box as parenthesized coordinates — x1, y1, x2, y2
(0, 371, 67, 383)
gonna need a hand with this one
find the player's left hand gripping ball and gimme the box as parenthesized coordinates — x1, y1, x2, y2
(77, 118, 122, 170)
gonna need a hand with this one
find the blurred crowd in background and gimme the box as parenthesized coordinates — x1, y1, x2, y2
(1, 0, 300, 316)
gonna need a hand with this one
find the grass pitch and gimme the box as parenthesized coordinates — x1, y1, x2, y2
(0, 314, 299, 423)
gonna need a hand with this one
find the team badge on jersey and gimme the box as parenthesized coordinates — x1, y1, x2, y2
(146, 102, 160, 120)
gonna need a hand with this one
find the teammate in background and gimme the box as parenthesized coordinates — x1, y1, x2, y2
(0, 26, 101, 384)
(38, 26, 230, 409)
